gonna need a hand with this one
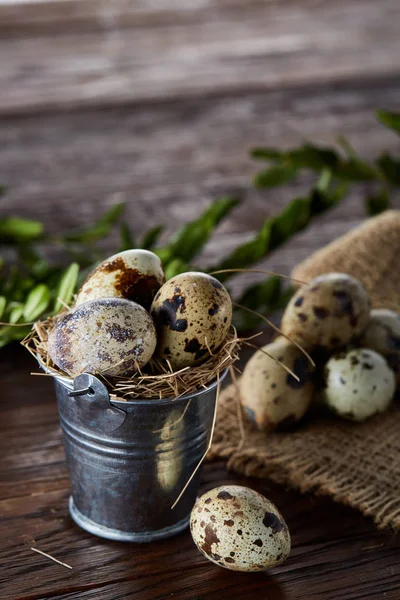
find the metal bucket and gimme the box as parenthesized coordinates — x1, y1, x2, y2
(54, 371, 224, 542)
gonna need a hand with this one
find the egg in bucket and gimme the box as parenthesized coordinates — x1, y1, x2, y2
(24, 252, 239, 542)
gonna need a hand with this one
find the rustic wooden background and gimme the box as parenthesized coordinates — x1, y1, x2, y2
(1, 0, 400, 598)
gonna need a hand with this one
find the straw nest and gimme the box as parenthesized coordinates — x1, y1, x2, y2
(22, 315, 241, 401)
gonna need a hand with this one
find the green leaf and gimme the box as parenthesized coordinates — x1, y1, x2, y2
(315, 169, 333, 193)
(376, 110, 400, 134)
(9, 303, 24, 324)
(376, 153, 400, 185)
(0, 217, 44, 243)
(118, 223, 135, 252)
(254, 165, 297, 188)
(251, 144, 340, 171)
(365, 189, 390, 216)
(0, 324, 31, 347)
(64, 203, 125, 243)
(336, 136, 358, 159)
(17, 243, 42, 269)
(3, 265, 23, 298)
(309, 181, 349, 214)
(334, 158, 378, 181)
(0, 296, 6, 319)
(141, 225, 164, 250)
(250, 148, 284, 161)
(164, 258, 188, 280)
(287, 144, 340, 170)
(269, 198, 310, 249)
(31, 259, 52, 280)
(157, 196, 239, 265)
(215, 219, 273, 274)
(53, 263, 79, 313)
(23, 284, 51, 321)
(214, 180, 349, 278)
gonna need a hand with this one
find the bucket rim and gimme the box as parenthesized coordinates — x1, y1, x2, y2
(110, 368, 227, 406)
(42, 356, 228, 406)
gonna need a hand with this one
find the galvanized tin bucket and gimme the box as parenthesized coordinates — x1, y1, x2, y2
(53, 371, 224, 542)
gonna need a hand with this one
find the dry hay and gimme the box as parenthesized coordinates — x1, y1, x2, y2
(22, 314, 240, 401)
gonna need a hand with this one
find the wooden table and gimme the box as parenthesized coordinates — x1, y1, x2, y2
(1, 1, 400, 598)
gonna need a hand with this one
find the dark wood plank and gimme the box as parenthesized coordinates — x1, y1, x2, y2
(0, 348, 399, 600)
(1, 0, 399, 115)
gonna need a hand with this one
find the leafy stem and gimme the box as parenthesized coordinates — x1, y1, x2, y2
(0, 109, 399, 344)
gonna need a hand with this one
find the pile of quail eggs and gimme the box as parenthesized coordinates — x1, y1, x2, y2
(240, 273, 399, 428)
(47, 249, 233, 379)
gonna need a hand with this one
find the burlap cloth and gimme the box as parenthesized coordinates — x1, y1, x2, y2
(210, 211, 400, 530)
(209, 382, 400, 530)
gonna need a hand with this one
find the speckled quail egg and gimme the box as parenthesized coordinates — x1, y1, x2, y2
(359, 309, 400, 385)
(281, 273, 370, 352)
(323, 348, 396, 421)
(48, 298, 157, 377)
(190, 485, 291, 572)
(75, 249, 165, 310)
(150, 272, 232, 370)
(240, 336, 314, 430)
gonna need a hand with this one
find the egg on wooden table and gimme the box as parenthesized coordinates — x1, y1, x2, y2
(190, 485, 291, 572)
(150, 272, 232, 369)
(75, 249, 165, 310)
(48, 298, 157, 377)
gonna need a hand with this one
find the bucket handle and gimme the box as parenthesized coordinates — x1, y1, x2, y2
(67, 373, 126, 433)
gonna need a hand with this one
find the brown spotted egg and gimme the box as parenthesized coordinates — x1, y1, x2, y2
(190, 485, 291, 572)
(281, 273, 370, 351)
(75, 249, 165, 310)
(48, 298, 156, 377)
(150, 272, 232, 369)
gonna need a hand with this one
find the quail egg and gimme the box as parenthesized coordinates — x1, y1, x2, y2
(75, 249, 165, 310)
(150, 272, 232, 369)
(240, 337, 314, 430)
(323, 348, 396, 421)
(281, 273, 370, 351)
(190, 485, 291, 572)
(48, 298, 157, 377)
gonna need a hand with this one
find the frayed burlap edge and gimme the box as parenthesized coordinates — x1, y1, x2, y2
(209, 382, 400, 531)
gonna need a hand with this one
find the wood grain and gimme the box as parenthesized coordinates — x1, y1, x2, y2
(1, 0, 399, 115)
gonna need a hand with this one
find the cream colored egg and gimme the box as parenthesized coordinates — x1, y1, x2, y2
(48, 298, 156, 377)
(240, 337, 314, 430)
(150, 272, 232, 369)
(190, 485, 291, 572)
(281, 273, 370, 351)
(323, 348, 395, 421)
(75, 249, 165, 310)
